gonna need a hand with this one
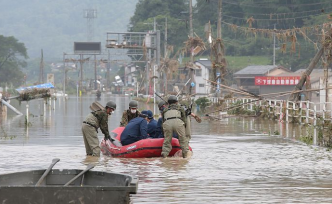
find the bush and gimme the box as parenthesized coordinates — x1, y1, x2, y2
(195, 97, 210, 111)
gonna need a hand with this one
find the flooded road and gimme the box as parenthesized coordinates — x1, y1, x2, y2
(1, 96, 332, 203)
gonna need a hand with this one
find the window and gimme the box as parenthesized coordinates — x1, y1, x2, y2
(199, 84, 204, 87)
(196, 69, 202, 76)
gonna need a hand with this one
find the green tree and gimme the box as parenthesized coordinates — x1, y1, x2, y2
(193, 0, 332, 71)
(0, 35, 28, 87)
(129, 0, 188, 57)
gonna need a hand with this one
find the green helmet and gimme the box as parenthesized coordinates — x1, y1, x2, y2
(167, 95, 178, 104)
(158, 101, 166, 109)
(106, 101, 116, 110)
(129, 100, 138, 108)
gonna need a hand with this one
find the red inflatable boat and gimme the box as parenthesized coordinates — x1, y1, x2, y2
(100, 127, 192, 158)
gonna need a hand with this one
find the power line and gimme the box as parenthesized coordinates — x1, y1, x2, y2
(223, 11, 331, 21)
(224, 7, 332, 17)
(223, 0, 332, 8)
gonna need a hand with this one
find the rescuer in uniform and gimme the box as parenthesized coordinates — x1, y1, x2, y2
(120, 100, 140, 127)
(82, 101, 116, 156)
(161, 95, 187, 158)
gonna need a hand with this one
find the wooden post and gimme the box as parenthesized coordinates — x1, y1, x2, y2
(331, 102, 332, 121)
(299, 101, 302, 124)
(323, 103, 326, 121)
(314, 104, 317, 126)
(26, 104, 29, 124)
(279, 101, 283, 121)
(306, 101, 309, 124)
(286, 101, 289, 122)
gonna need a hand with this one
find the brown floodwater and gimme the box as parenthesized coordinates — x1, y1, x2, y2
(1, 96, 332, 203)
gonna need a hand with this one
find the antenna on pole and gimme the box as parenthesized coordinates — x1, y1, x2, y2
(83, 9, 97, 42)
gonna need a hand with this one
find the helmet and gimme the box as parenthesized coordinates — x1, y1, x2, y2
(158, 101, 166, 109)
(140, 110, 149, 118)
(129, 100, 138, 108)
(105, 101, 116, 110)
(146, 110, 153, 119)
(167, 95, 178, 104)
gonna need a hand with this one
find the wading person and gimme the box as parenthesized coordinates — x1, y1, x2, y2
(120, 100, 140, 127)
(82, 101, 116, 156)
(161, 95, 187, 158)
(181, 104, 201, 153)
(120, 110, 149, 146)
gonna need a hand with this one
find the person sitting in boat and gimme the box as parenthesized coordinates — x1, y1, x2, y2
(82, 101, 116, 156)
(146, 110, 157, 138)
(120, 110, 149, 146)
(155, 101, 167, 138)
(119, 100, 141, 127)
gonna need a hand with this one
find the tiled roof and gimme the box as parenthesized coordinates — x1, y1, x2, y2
(234, 65, 280, 75)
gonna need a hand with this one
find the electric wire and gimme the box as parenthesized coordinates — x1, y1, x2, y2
(223, 0, 332, 8)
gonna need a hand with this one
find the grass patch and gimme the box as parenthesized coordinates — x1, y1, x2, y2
(180, 55, 270, 71)
(225, 56, 270, 71)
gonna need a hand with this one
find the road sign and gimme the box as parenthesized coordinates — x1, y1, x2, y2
(191, 82, 195, 87)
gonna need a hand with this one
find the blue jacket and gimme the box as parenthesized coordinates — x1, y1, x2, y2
(155, 117, 164, 138)
(155, 117, 178, 139)
(121, 117, 148, 145)
(147, 118, 157, 138)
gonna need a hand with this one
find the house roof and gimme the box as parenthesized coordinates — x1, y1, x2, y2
(295, 68, 332, 83)
(195, 59, 212, 69)
(234, 65, 288, 75)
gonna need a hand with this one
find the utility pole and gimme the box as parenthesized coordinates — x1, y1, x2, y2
(289, 47, 324, 101)
(80, 54, 83, 95)
(39, 49, 44, 84)
(273, 24, 276, 66)
(94, 54, 97, 90)
(63, 53, 66, 95)
(107, 50, 110, 90)
(189, 0, 195, 95)
(164, 17, 168, 95)
(215, 0, 223, 96)
(164, 17, 167, 58)
(217, 0, 222, 39)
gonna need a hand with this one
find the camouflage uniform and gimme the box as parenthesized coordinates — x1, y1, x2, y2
(185, 115, 191, 152)
(162, 104, 187, 158)
(119, 110, 140, 127)
(82, 110, 111, 156)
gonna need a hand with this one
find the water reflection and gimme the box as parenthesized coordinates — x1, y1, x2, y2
(0, 96, 332, 203)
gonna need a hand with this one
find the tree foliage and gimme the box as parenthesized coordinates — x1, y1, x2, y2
(0, 35, 28, 87)
(129, 0, 188, 57)
(193, 0, 332, 70)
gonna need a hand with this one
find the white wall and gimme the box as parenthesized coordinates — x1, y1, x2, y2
(194, 62, 210, 94)
(125, 66, 137, 86)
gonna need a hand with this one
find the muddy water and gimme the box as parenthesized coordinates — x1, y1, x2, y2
(1, 96, 332, 203)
